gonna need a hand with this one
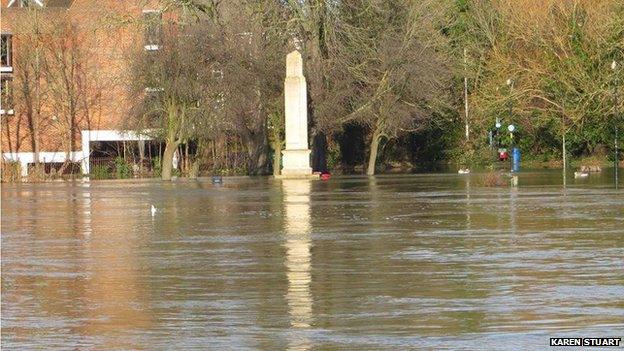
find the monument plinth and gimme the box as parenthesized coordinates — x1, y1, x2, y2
(281, 51, 313, 177)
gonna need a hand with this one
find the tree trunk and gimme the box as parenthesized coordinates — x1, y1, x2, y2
(58, 149, 71, 176)
(272, 140, 282, 176)
(184, 143, 189, 175)
(33, 129, 40, 168)
(311, 131, 328, 172)
(138, 140, 145, 173)
(29, 110, 42, 176)
(242, 129, 268, 176)
(367, 127, 382, 176)
(161, 139, 179, 181)
(247, 140, 268, 175)
(34, 48, 42, 172)
(24, 83, 41, 174)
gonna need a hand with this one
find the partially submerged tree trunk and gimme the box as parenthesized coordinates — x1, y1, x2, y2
(311, 131, 328, 172)
(268, 110, 284, 176)
(25, 101, 42, 176)
(271, 140, 282, 176)
(242, 129, 269, 176)
(247, 140, 268, 175)
(366, 126, 383, 176)
(161, 138, 180, 181)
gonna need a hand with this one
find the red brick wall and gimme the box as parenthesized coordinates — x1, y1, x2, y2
(1, 0, 155, 154)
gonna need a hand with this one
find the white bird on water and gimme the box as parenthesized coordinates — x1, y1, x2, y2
(151, 205, 157, 216)
(574, 171, 589, 178)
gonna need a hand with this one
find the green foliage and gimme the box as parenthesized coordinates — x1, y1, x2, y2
(91, 164, 112, 180)
(152, 156, 162, 177)
(216, 166, 247, 176)
(448, 144, 493, 168)
(114, 157, 132, 179)
(445, 0, 624, 165)
(326, 144, 341, 171)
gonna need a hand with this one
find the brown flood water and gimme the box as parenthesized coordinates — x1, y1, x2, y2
(1, 170, 623, 350)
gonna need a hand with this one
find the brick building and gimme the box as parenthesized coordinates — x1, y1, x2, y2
(1, 0, 162, 176)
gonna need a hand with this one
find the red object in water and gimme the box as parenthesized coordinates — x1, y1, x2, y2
(499, 151, 509, 161)
(320, 173, 331, 181)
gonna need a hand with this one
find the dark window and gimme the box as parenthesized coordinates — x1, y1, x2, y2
(1, 78, 14, 113)
(143, 11, 162, 49)
(1, 34, 12, 67)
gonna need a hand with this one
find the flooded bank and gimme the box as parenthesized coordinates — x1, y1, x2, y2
(2, 171, 623, 350)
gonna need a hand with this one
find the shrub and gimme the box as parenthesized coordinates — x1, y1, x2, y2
(114, 156, 132, 179)
(449, 143, 493, 168)
(152, 156, 162, 177)
(91, 164, 112, 180)
(326, 145, 341, 171)
(1, 161, 21, 182)
(27, 165, 46, 182)
(576, 155, 607, 167)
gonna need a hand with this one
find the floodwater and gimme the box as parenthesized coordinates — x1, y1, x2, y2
(1, 170, 623, 350)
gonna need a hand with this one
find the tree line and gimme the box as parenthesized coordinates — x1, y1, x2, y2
(4, 0, 623, 180)
(129, 0, 456, 179)
(131, 0, 622, 180)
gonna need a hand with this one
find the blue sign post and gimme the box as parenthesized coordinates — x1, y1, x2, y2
(512, 147, 521, 172)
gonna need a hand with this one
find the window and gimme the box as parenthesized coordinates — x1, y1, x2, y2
(1, 34, 12, 71)
(1, 78, 14, 115)
(142, 10, 162, 51)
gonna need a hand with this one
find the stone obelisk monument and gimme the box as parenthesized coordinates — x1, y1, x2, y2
(281, 51, 312, 176)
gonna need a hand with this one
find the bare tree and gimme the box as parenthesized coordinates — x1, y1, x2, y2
(13, 8, 48, 172)
(128, 19, 220, 180)
(189, 1, 288, 175)
(44, 17, 102, 173)
(330, 0, 452, 175)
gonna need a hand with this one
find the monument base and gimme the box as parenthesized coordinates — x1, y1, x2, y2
(281, 149, 312, 176)
(275, 173, 319, 179)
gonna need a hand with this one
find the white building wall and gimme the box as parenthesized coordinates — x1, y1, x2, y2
(2, 130, 154, 177)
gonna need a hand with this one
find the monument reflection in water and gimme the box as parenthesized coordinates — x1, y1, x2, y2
(282, 179, 313, 350)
